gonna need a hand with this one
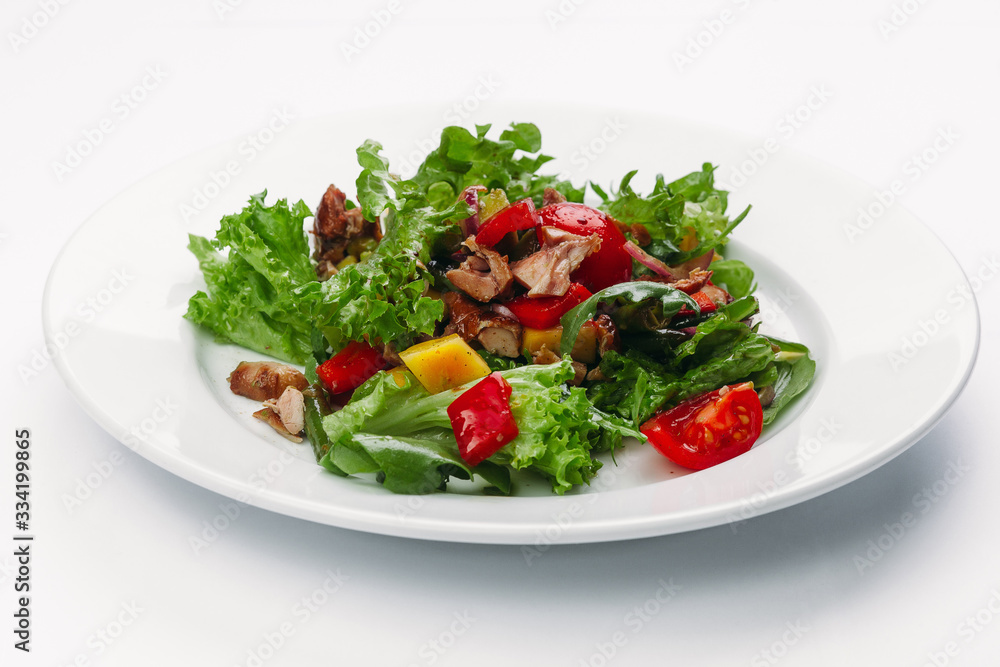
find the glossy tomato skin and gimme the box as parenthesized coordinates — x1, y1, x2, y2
(316, 341, 388, 395)
(640, 383, 763, 470)
(475, 198, 539, 247)
(503, 283, 592, 329)
(537, 203, 632, 292)
(447, 372, 519, 466)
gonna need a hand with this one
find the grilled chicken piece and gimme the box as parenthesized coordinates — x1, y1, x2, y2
(442, 292, 523, 358)
(446, 238, 514, 302)
(253, 408, 303, 443)
(253, 386, 305, 443)
(312, 184, 381, 280)
(509, 228, 601, 297)
(592, 314, 621, 357)
(229, 361, 309, 402)
(542, 187, 567, 206)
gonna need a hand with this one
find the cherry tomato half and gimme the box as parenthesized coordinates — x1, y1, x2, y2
(475, 198, 539, 248)
(640, 382, 763, 470)
(537, 203, 632, 292)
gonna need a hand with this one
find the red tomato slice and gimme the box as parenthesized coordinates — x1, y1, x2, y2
(503, 283, 592, 329)
(474, 198, 539, 247)
(447, 372, 519, 466)
(316, 341, 388, 395)
(537, 202, 632, 292)
(640, 383, 763, 470)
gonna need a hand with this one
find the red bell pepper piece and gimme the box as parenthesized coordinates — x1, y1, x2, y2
(474, 198, 539, 247)
(677, 290, 719, 317)
(503, 283, 593, 329)
(316, 341, 389, 395)
(447, 372, 519, 466)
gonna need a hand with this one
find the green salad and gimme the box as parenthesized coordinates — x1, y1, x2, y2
(186, 122, 815, 496)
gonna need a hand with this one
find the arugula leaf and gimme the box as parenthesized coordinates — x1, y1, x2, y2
(594, 164, 749, 264)
(184, 192, 317, 364)
(588, 350, 676, 426)
(559, 282, 697, 356)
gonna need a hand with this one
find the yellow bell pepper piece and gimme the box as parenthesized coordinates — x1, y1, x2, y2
(398, 334, 491, 394)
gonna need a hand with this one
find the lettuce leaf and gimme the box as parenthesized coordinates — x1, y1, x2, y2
(319, 360, 638, 495)
(184, 192, 317, 364)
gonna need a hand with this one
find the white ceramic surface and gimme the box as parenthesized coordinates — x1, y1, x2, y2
(42, 106, 979, 544)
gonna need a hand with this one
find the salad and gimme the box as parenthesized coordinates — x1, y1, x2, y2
(185, 122, 815, 496)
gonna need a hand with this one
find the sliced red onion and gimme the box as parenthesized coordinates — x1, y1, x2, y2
(490, 303, 519, 322)
(624, 240, 673, 279)
(669, 249, 714, 280)
(458, 185, 487, 237)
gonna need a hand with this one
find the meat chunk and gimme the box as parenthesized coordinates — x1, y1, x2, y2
(637, 267, 712, 295)
(446, 237, 513, 302)
(268, 386, 305, 436)
(542, 187, 567, 207)
(229, 361, 309, 402)
(671, 267, 713, 295)
(312, 184, 382, 279)
(509, 228, 601, 297)
(592, 314, 620, 357)
(442, 292, 523, 358)
(253, 407, 303, 443)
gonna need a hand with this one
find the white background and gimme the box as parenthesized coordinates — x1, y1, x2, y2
(3, 0, 999, 665)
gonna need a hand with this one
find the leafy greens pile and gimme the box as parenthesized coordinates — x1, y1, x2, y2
(185, 122, 815, 495)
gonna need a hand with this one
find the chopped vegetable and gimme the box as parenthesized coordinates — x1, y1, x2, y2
(186, 121, 817, 496)
(447, 372, 519, 466)
(474, 198, 539, 247)
(640, 382, 763, 470)
(316, 341, 388, 395)
(504, 283, 592, 329)
(397, 334, 491, 394)
(538, 202, 632, 291)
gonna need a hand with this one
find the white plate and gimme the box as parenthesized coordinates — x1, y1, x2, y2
(44, 105, 979, 544)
